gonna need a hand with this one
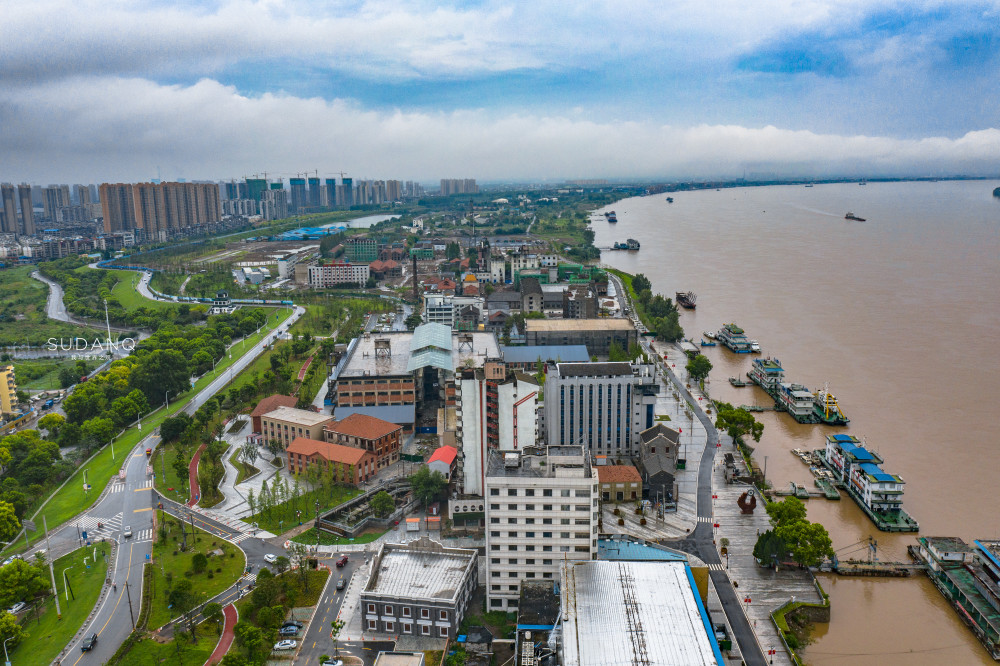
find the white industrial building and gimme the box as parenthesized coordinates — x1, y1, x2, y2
(484, 446, 598, 611)
(456, 359, 538, 496)
(307, 261, 370, 287)
(423, 293, 485, 327)
(559, 559, 722, 666)
(543, 362, 659, 457)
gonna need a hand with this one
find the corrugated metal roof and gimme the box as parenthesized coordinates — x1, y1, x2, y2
(406, 347, 454, 372)
(334, 404, 415, 424)
(859, 462, 898, 483)
(411, 322, 453, 352)
(560, 560, 719, 665)
(500, 345, 590, 363)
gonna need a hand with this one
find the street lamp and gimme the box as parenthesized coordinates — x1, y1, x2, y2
(164, 390, 171, 410)
(62, 564, 76, 601)
(4, 635, 14, 664)
(110, 436, 115, 461)
(315, 500, 320, 548)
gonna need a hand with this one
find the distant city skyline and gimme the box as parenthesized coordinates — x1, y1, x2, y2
(2, 1, 999, 183)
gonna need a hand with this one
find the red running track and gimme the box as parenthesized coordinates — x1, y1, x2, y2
(187, 443, 206, 507)
(205, 603, 238, 665)
(297, 355, 314, 382)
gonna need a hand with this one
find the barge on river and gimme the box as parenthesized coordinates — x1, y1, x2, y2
(747, 357, 850, 425)
(817, 434, 918, 532)
(716, 323, 752, 353)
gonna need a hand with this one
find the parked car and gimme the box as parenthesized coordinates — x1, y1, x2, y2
(336, 556, 348, 568)
(263, 553, 277, 563)
(282, 620, 304, 629)
(278, 625, 300, 636)
(7, 601, 26, 614)
(320, 659, 344, 666)
(81, 633, 98, 651)
(123, 526, 133, 538)
(336, 578, 346, 591)
(274, 640, 297, 650)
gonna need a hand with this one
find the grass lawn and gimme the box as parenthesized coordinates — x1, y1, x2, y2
(13, 357, 99, 391)
(106, 269, 177, 312)
(0, 307, 294, 558)
(6, 545, 111, 665)
(234, 568, 330, 622)
(291, 526, 387, 546)
(147, 510, 246, 631)
(0, 265, 97, 346)
(230, 449, 259, 485)
(119, 628, 218, 666)
(151, 446, 193, 505)
(243, 485, 362, 535)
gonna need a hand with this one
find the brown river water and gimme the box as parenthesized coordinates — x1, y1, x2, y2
(593, 180, 1000, 665)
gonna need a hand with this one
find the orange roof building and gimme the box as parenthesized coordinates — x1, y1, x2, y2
(596, 465, 642, 502)
(324, 413, 403, 473)
(251, 394, 298, 433)
(427, 445, 458, 481)
(286, 436, 376, 485)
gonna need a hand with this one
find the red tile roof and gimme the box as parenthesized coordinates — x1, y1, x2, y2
(427, 445, 458, 466)
(251, 394, 297, 418)
(327, 413, 402, 440)
(286, 437, 371, 465)
(596, 465, 642, 484)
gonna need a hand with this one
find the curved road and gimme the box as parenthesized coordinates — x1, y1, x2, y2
(611, 273, 767, 666)
(28, 265, 303, 664)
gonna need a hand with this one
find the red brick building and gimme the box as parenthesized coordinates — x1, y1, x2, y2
(324, 413, 403, 472)
(286, 437, 376, 485)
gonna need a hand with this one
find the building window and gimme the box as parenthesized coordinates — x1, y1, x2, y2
(422, 624, 432, 635)
(525, 504, 535, 510)
(368, 620, 377, 630)
(490, 518, 500, 524)
(421, 609, 430, 619)
(492, 571, 500, 577)
(384, 605, 393, 615)
(491, 558, 500, 564)
(490, 504, 500, 510)
(491, 599, 502, 608)
(440, 627, 449, 637)
(543, 532, 552, 538)
(385, 621, 394, 632)
(509, 558, 518, 564)
(491, 585, 501, 591)
(491, 531, 500, 537)
(508, 504, 518, 510)
(543, 489, 552, 497)
(508, 489, 517, 496)
(403, 622, 412, 633)
(543, 559, 553, 565)
(367, 604, 376, 614)
(543, 572, 553, 579)
(402, 607, 411, 617)
(525, 531, 535, 538)
(525, 489, 535, 496)
(440, 610, 448, 621)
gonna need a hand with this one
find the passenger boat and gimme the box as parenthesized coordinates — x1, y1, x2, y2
(716, 323, 752, 353)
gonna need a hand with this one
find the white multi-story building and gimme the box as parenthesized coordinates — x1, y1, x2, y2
(456, 360, 538, 495)
(423, 294, 485, 327)
(307, 262, 370, 288)
(544, 362, 659, 457)
(484, 446, 598, 610)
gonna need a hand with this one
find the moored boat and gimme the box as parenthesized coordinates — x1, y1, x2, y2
(845, 212, 866, 221)
(676, 291, 697, 309)
(717, 323, 752, 353)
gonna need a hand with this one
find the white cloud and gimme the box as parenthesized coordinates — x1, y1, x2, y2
(2, 76, 997, 183)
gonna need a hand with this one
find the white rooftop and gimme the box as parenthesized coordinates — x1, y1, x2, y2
(367, 544, 475, 602)
(261, 405, 332, 427)
(560, 560, 719, 666)
(341, 329, 499, 377)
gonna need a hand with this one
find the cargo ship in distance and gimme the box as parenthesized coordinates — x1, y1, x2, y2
(747, 357, 850, 425)
(605, 211, 618, 223)
(611, 239, 640, 251)
(845, 212, 866, 221)
(675, 291, 696, 309)
(716, 323, 752, 353)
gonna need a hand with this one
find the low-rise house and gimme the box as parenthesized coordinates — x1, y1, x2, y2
(250, 394, 298, 433)
(427, 445, 458, 481)
(286, 436, 376, 484)
(596, 465, 643, 502)
(324, 413, 403, 472)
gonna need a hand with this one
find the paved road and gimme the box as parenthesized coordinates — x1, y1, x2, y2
(611, 273, 767, 666)
(31, 270, 145, 339)
(294, 558, 362, 665)
(31, 270, 304, 663)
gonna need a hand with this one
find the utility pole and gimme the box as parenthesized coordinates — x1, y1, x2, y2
(44, 516, 61, 619)
(125, 580, 135, 629)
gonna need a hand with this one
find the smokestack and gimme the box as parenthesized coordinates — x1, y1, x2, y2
(412, 253, 418, 301)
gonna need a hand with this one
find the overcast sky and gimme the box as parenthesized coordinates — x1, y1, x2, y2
(2, 0, 999, 184)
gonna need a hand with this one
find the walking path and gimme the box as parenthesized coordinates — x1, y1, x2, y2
(206, 604, 238, 665)
(297, 354, 314, 381)
(188, 443, 206, 507)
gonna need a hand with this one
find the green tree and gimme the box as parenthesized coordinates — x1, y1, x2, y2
(0, 500, 21, 542)
(0, 611, 26, 648)
(409, 466, 447, 509)
(370, 490, 394, 518)
(632, 274, 652, 294)
(608, 340, 628, 362)
(0, 558, 47, 607)
(38, 413, 65, 438)
(274, 556, 290, 574)
(654, 311, 684, 342)
(58, 366, 78, 388)
(191, 552, 208, 573)
(233, 621, 266, 659)
(713, 401, 765, 445)
(81, 416, 116, 450)
(330, 618, 345, 657)
(160, 413, 193, 443)
(129, 348, 190, 405)
(686, 354, 713, 382)
(168, 578, 198, 635)
(239, 441, 258, 476)
(776, 520, 835, 568)
(752, 529, 787, 566)
(766, 497, 807, 528)
(203, 602, 224, 633)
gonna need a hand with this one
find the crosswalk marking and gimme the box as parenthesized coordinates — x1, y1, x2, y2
(108, 484, 124, 493)
(134, 528, 154, 541)
(697, 516, 714, 523)
(709, 563, 727, 571)
(231, 532, 252, 543)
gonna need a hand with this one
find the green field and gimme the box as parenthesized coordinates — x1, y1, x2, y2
(243, 485, 361, 535)
(6, 546, 111, 665)
(0, 265, 98, 345)
(13, 357, 99, 391)
(151, 445, 193, 505)
(147, 510, 246, 631)
(119, 627, 218, 665)
(106, 270, 178, 312)
(1, 307, 293, 558)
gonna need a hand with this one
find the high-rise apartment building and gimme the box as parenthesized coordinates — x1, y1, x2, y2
(341, 177, 353, 207)
(260, 189, 289, 221)
(543, 362, 659, 457)
(73, 184, 92, 206)
(325, 178, 337, 208)
(101, 182, 220, 235)
(245, 178, 267, 201)
(18, 184, 35, 235)
(386, 180, 402, 202)
(289, 178, 306, 213)
(1, 184, 17, 234)
(0, 365, 18, 415)
(440, 179, 478, 196)
(307, 176, 321, 208)
(484, 446, 598, 610)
